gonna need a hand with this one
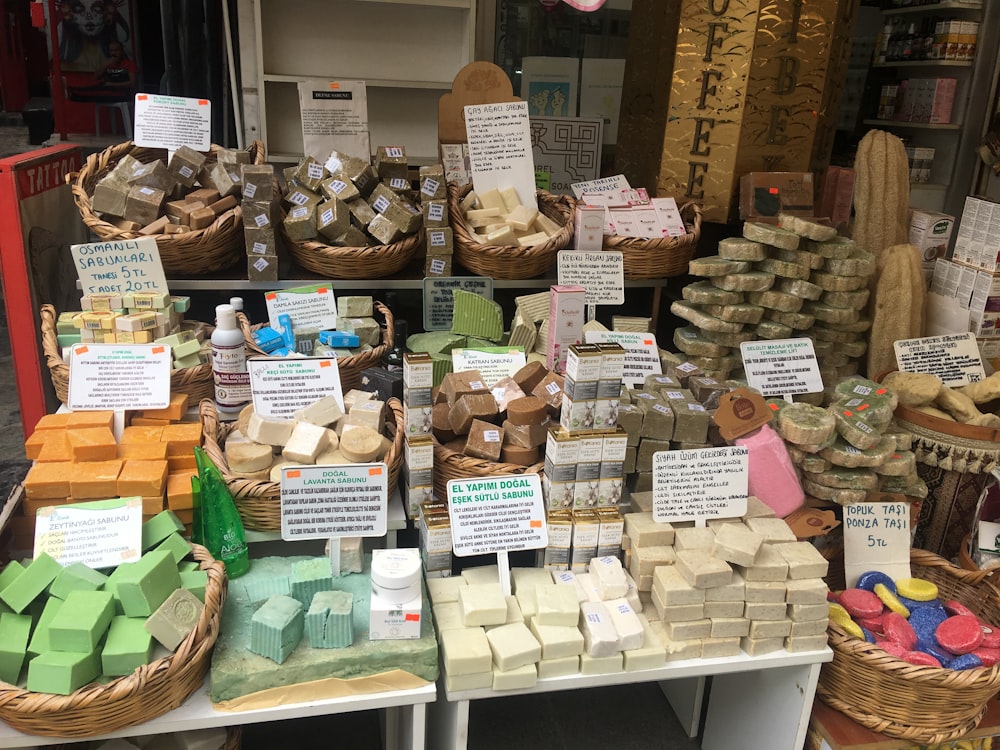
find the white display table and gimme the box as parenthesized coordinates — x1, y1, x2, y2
(0, 680, 436, 750)
(428, 647, 833, 750)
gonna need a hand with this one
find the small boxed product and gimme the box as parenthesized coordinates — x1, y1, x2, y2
(739, 172, 814, 219)
(575, 204, 604, 251)
(548, 285, 585, 374)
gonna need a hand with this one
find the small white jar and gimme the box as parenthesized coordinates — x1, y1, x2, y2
(370, 548, 422, 604)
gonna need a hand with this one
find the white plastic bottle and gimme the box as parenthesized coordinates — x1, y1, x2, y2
(212, 303, 250, 419)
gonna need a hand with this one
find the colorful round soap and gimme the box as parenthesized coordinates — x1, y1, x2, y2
(980, 622, 1000, 649)
(874, 583, 910, 617)
(878, 639, 907, 658)
(936, 615, 984, 655)
(898, 594, 943, 612)
(973, 647, 1000, 666)
(858, 614, 886, 636)
(861, 626, 876, 644)
(855, 570, 895, 593)
(896, 577, 940, 602)
(948, 653, 983, 671)
(839, 588, 884, 619)
(944, 599, 976, 618)
(915, 639, 952, 666)
(902, 650, 942, 667)
(882, 612, 917, 650)
(829, 603, 864, 639)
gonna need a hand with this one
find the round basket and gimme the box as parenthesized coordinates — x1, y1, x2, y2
(237, 302, 393, 394)
(447, 183, 575, 279)
(0, 543, 226, 738)
(280, 210, 421, 279)
(40, 304, 215, 405)
(200, 397, 406, 532)
(816, 547, 1000, 744)
(433, 437, 544, 501)
(69, 141, 266, 274)
(603, 201, 703, 279)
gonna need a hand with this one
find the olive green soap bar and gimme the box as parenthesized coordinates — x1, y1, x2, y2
(0, 552, 63, 614)
(142, 510, 186, 551)
(180, 569, 209, 602)
(0, 612, 32, 683)
(102, 615, 154, 676)
(28, 597, 64, 656)
(48, 590, 115, 652)
(49, 562, 108, 600)
(27, 649, 101, 694)
(0, 560, 24, 591)
(451, 289, 503, 343)
(155, 531, 192, 565)
(145, 588, 204, 651)
(115, 549, 182, 617)
(250, 595, 304, 665)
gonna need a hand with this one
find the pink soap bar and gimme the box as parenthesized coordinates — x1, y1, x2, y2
(734, 424, 804, 518)
(980, 621, 1000, 649)
(902, 650, 941, 667)
(840, 589, 883, 619)
(858, 613, 886, 636)
(973, 646, 1000, 666)
(882, 612, 917, 650)
(877, 639, 907, 658)
(936, 615, 984, 655)
(944, 599, 975, 618)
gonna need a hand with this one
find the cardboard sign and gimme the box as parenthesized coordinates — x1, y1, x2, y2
(557, 251, 625, 305)
(452, 348, 527, 388)
(448, 474, 547, 556)
(464, 101, 538, 211)
(584, 330, 661, 387)
(740, 338, 824, 397)
(71, 237, 168, 296)
(264, 284, 338, 332)
(68, 344, 171, 411)
(843, 497, 911, 587)
(894, 333, 986, 387)
(280, 464, 388, 540)
(248, 357, 344, 418)
(34, 498, 143, 569)
(297, 80, 370, 164)
(134, 94, 211, 151)
(422, 276, 493, 331)
(652, 446, 749, 523)
(438, 61, 520, 145)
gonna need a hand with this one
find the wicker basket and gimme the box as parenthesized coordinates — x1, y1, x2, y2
(816, 547, 1000, 744)
(603, 201, 703, 279)
(200, 397, 406, 532)
(69, 141, 266, 274)
(238, 302, 392, 394)
(40, 304, 215, 405)
(433, 438, 544, 501)
(0, 544, 226, 738)
(447, 183, 575, 279)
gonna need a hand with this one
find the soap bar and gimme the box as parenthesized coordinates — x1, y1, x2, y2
(250, 594, 304, 664)
(114, 549, 182, 617)
(427, 576, 467, 605)
(652, 564, 705, 606)
(49, 589, 115, 652)
(675, 549, 732, 589)
(282, 421, 331, 463)
(27, 649, 101, 695)
(142, 510, 186, 550)
(580, 601, 620, 657)
(486, 622, 541, 671)
(590, 556, 629, 599)
(458, 583, 508, 627)
(441, 626, 493, 676)
(624, 513, 675, 547)
(305, 590, 354, 649)
(290, 558, 333, 608)
(538, 655, 580, 678)
(100, 615, 154, 677)
(0, 552, 63, 614)
(736, 544, 789, 582)
(145, 588, 205, 651)
(528, 620, 584, 660)
(492, 662, 538, 690)
(0, 612, 31, 683)
(711, 523, 763, 568)
(534, 583, 579, 627)
(774, 541, 828, 580)
(49, 562, 108, 600)
(604, 598, 644, 650)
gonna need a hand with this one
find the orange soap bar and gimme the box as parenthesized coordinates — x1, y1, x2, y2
(131, 417, 170, 427)
(140, 393, 190, 421)
(23, 461, 74, 499)
(36, 432, 73, 463)
(69, 459, 124, 499)
(168, 453, 197, 472)
(67, 426, 118, 461)
(120, 426, 163, 444)
(118, 441, 169, 460)
(142, 495, 165, 515)
(25, 429, 61, 460)
(173, 509, 194, 525)
(66, 410, 115, 430)
(160, 422, 202, 457)
(166, 472, 197, 510)
(22, 496, 68, 516)
(33, 413, 71, 431)
(117, 459, 169, 498)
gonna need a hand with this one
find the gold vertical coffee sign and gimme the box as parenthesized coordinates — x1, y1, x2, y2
(657, 0, 761, 223)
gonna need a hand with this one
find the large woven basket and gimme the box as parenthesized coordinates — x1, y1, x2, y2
(0, 543, 226, 738)
(200, 397, 406, 532)
(238, 302, 392, 394)
(817, 547, 1000, 744)
(447, 183, 575, 279)
(40, 304, 215, 405)
(433, 438, 544, 501)
(603, 201, 702, 279)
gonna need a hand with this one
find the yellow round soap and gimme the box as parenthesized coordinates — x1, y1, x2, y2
(829, 602, 864, 639)
(873, 582, 910, 617)
(895, 577, 939, 602)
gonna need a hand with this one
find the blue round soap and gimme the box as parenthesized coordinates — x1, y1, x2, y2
(861, 626, 876, 644)
(898, 594, 944, 612)
(856, 571, 896, 593)
(949, 653, 983, 670)
(914, 638, 952, 666)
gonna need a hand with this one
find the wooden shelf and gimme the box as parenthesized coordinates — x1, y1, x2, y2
(863, 118, 962, 130)
(262, 74, 455, 90)
(881, 1, 981, 15)
(872, 59, 973, 68)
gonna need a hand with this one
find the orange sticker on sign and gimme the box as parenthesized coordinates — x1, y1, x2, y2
(530, 519, 542, 528)
(76, 345, 89, 354)
(152, 346, 166, 354)
(286, 469, 301, 478)
(369, 466, 383, 476)
(320, 360, 331, 367)
(405, 613, 420, 621)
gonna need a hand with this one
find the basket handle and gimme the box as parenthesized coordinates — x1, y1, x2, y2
(911, 547, 1000, 586)
(39, 304, 66, 373)
(678, 201, 703, 236)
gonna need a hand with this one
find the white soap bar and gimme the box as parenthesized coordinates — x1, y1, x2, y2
(630, 545, 676, 578)
(673, 526, 716, 550)
(748, 619, 792, 639)
(774, 541, 829, 579)
(282, 421, 330, 462)
(342, 389, 374, 411)
(744, 580, 787, 604)
(653, 597, 705, 623)
(492, 662, 537, 690)
(517, 231, 549, 247)
(551, 569, 588, 603)
(579, 651, 623, 675)
(788, 602, 828, 622)
(701, 636, 741, 658)
(580, 601, 620, 657)
(512, 567, 555, 594)
(785, 578, 829, 605)
(477, 189, 506, 213)
(537, 655, 580, 678)
(675, 549, 732, 589)
(652, 565, 705, 606)
(432, 602, 466, 633)
(604, 598, 644, 651)
(348, 400, 385, 432)
(741, 635, 784, 656)
(485, 622, 541, 671)
(665, 618, 712, 641)
(624, 513, 675, 547)
(514, 583, 539, 618)
(590, 556, 629, 599)
(534, 584, 579, 626)
(458, 583, 509, 627)
(710, 617, 750, 638)
(648, 619, 702, 661)
(711, 523, 764, 567)
(744, 516, 797, 543)
(622, 571, 643, 613)
(704, 600, 744, 618)
(528, 620, 584, 660)
(743, 495, 776, 519)
(486, 225, 517, 245)
(703, 570, 745, 602)
(745, 601, 788, 621)
(623, 613, 666, 672)
(441, 627, 492, 676)
(507, 204, 539, 232)
(485, 596, 524, 630)
(446, 670, 493, 692)
(427, 576, 467, 605)
(575, 573, 603, 603)
(338, 425, 383, 462)
(461, 565, 500, 586)
(790, 618, 828, 637)
(293, 395, 345, 427)
(534, 212, 562, 238)
(785, 634, 829, 652)
(247, 412, 294, 446)
(736, 544, 788, 582)
(226, 441, 274, 473)
(499, 186, 522, 213)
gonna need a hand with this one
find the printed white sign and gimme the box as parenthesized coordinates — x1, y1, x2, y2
(584, 330, 661, 387)
(464, 101, 538, 211)
(280, 464, 388, 540)
(422, 276, 494, 331)
(68, 344, 171, 411)
(740, 338, 824, 397)
(894, 333, 986, 387)
(264, 284, 338, 332)
(248, 357, 344, 418)
(72, 237, 168, 296)
(557, 251, 624, 305)
(448, 474, 547, 556)
(843, 497, 912, 587)
(452, 348, 527, 388)
(298, 80, 370, 164)
(134, 94, 211, 151)
(652, 446, 749, 523)
(34, 498, 143, 569)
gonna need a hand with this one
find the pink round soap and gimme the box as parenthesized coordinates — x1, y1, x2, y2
(944, 599, 976, 618)
(980, 622, 1000, 649)
(858, 614, 886, 636)
(973, 646, 1000, 666)
(877, 639, 907, 658)
(883, 612, 917, 650)
(936, 615, 984, 655)
(839, 588, 884, 620)
(901, 650, 942, 667)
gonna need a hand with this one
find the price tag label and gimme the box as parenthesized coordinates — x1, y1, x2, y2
(652, 446, 749, 523)
(34, 498, 143, 568)
(740, 338, 823, 397)
(280, 464, 388, 540)
(894, 333, 985, 387)
(248, 357, 344, 418)
(452, 347, 526, 388)
(264, 284, 338, 332)
(584, 330, 661, 387)
(68, 344, 171, 411)
(448, 474, 547, 556)
(557, 251, 625, 305)
(842, 496, 911, 587)
(72, 236, 169, 296)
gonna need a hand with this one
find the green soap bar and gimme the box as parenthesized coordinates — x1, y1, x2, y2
(250, 595, 303, 665)
(450, 289, 503, 342)
(171, 295, 191, 313)
(27, 597, 63, 656)
(0, 612, 32, 683)
(242, 574, 289, 604)
(430, 352, 452, 388)
(49, 562, 109, 600)
(48, 590, 115, 652)
(406, 330, 466, 355)
(57, 333, 82, 347)
(27, 649, 101, 694)
(141, 510, 186, 551)
(171, 338, 202, 359)
(145, 588, 204, 651)
(0, 560, 24, 591)
(305, 590, 353, 649)
(180, 570, 208, 602)
(101, 615, 154, 676)
(0, 552, 63, 614)
(290, 558, 333, 608)
(114, 550, 182, 617)
(155, 532, 192, 565)
(178, 561, 201, 573)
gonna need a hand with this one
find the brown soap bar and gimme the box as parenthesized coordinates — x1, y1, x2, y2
(217, 148, 251, 165)
(283, 186, 321, 210)
(616, 403, 643, 447)
(448, 394, 498, 435)
(294, 156, 327, 192)
(110, 217, 141, 232)
(348, 198, 377, 230)
(383, 177, 411, 194)
(643, 374, 681, 393)
(440, 370, 489, 405)
(316, 198, 350, 242)
(432, 402, 457, 443)
(463, 419, 504, 461)
(419, 164, 446, 201)
(200, 162, 240, 197)
(248, 253, 279, 281)
(124, 185, 165, 226)
(167, 145, 206, 188)
(368, 214, 403, 245)
(367, 183, 397, 213)
(383, 198, 422, 234)
(129, 160, 176, 193)
(426, 227, 454, 254)
(505, 396, 547, 426)
(244, 225, 276, 255)
(531, 371, 565, 415)
(375, 145, 408, 181)
(501, 444, 539, 466)
(666, 361, 704, 388)
(92, 176, 129, 217)
(189, 206, 216, 230)
(689, 377, 729, 408)
(513, 361, 548, 394)
(139, 216, 170, 236)
(109, 153, 143, 181)
(284, 204, 318, 241)
(640, 401, 675, 440)
(209, 194, 239, 215)
(321, 173, 360, 203)
(333, 224, 370, 247)
(242, 201, 272, 230)
(164, 224, 190, 235)
(423, 199, 448, 228)
(502, 419, 549, 449)
(240, 164, 275, 202)
(636, 438, 670, 472)
(424, 254, 453, 277)
(165, 199, 204, 225)
(664, 390, 710, 444)
(187, 187, 220, 205)
(343, 159, 378, 198)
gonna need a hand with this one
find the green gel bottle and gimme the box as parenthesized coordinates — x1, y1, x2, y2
(194, 445, 250, 578)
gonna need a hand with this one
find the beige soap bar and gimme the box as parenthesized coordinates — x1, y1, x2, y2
(441, 627, 492, 676)
(458, 583, 508, 627)
(675, 549, 732, 589)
